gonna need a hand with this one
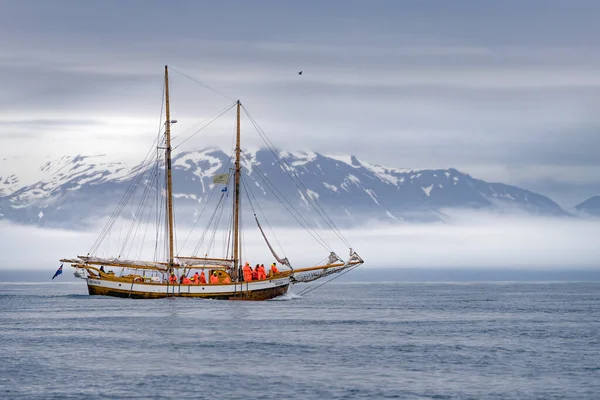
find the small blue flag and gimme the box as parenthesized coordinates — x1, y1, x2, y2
(52, 264, 63, 280)
(221, 187, 227, 193)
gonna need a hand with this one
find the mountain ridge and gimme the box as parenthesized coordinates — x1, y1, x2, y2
(575, 195, 600, 216)
(0, 148, 573, 228)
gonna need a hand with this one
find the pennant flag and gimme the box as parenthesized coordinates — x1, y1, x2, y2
(52, 264, 63, 280)
(213, 174, 229, 184)
(221, 186, 228, 193)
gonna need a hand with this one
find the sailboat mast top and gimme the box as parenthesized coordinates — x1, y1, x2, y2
(164, 65, 175, 268)
(233, 100, 241, 274)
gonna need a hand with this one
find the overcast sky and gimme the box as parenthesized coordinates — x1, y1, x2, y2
(1, 0, 599, 207)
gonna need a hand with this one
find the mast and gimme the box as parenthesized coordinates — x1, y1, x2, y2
(164, 65, 175, 268)
(233, 100, 241, 277)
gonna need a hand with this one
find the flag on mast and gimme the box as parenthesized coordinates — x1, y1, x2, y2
(52, 264, 63, 280)
(213, 174, 229, 184)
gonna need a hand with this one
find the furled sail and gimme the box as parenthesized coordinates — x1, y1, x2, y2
(291, 249, 363, 283)
(176, 256, 234, 268)
(254, 215, 291, 268)
(61, 256, 171, 271)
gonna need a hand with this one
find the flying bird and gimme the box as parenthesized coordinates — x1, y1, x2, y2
(298, 71, 303, 75)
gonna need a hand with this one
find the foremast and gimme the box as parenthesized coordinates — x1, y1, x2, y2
(164, 65, 175, 269)
(233, 100, 241, 279)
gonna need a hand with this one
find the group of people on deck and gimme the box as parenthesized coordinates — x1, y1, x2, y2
(241, 262, 279, 282)
(168, 270, 229, 285)
(164, 262, 280, 285)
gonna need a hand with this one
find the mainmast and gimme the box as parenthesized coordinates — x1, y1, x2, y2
(233, 100, 241, 277)
(164, 65, 175, 268)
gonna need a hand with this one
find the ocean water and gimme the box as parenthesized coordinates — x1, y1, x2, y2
(0, 282, 599, 399)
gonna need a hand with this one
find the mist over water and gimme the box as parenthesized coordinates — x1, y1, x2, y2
(1, 282, 599, 399)
(1, 212, 600, 271)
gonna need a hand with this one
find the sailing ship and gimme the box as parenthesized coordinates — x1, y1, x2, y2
(60, 66, 363, 300)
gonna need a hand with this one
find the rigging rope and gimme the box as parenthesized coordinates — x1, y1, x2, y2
(241, 105, 352, 249)
(239, 150, 331, 252)
(199, 176, 231, 258)
(178, 149, 235, 255)
(136, 168, 159, 260)
(239, 174, 286, 257)
(191, 190, 229, 256)
(169, 66, 235, 102)
(153, 156, 165, 262)
(89, 80, 166, 257)
(224, 117, 237, 260)
(239, 176, 290, 266)
(120, 162, 158, 257)
(88, 135, 162, 255)
(172, 101, 237, 150)
(297, 264, 362, 296)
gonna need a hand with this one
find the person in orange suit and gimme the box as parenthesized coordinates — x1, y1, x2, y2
(258, 264, 266, 280)
(168, 273, 178, 284)
(199, 270, 206, 284)
(182, 275, 192, 284)
(192, 271, 200, 283)
(243, 262, 252, 281)
(270, 262, 279, 276)
(210, 271, 219, 284)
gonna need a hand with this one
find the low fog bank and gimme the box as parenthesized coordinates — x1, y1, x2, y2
(350, 211, 600, 269)
(1, 211, 599, 272)
(332, 267, 600, 283)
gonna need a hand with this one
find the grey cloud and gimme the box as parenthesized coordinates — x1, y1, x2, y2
(1, 0, 600, 206)
(0, 119, 101, 128)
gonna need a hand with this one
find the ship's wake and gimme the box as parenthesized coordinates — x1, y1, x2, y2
(271, 289, 303, 301)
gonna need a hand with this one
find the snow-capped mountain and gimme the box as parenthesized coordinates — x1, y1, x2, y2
(575, 195, 600, 217)
(0, 148, 569, 228)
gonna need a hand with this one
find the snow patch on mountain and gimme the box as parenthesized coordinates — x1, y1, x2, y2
(341, 174, 362, 191)
(173, 193, 198, 201)
(326, 154, 361, 168)
(306, 189, 319, 200)
(323, 182, 339, 192)
(422, 185, 433, 196)
(289, 151, 317, 167)
(365, 189, 380, 205)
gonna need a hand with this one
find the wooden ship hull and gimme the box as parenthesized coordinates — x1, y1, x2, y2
(85, 276, 290, 300)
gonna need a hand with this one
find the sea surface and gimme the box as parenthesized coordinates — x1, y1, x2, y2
(0, 281, 599, 399)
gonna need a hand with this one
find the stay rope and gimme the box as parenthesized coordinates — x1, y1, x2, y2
(241, 105, 352, 249)
(240, 174, 287, 258)
(172, 102, 237, 150)
(239, 150, 331, 252)
(169, 66, 235, 102)
(297, 264, 362, 296)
